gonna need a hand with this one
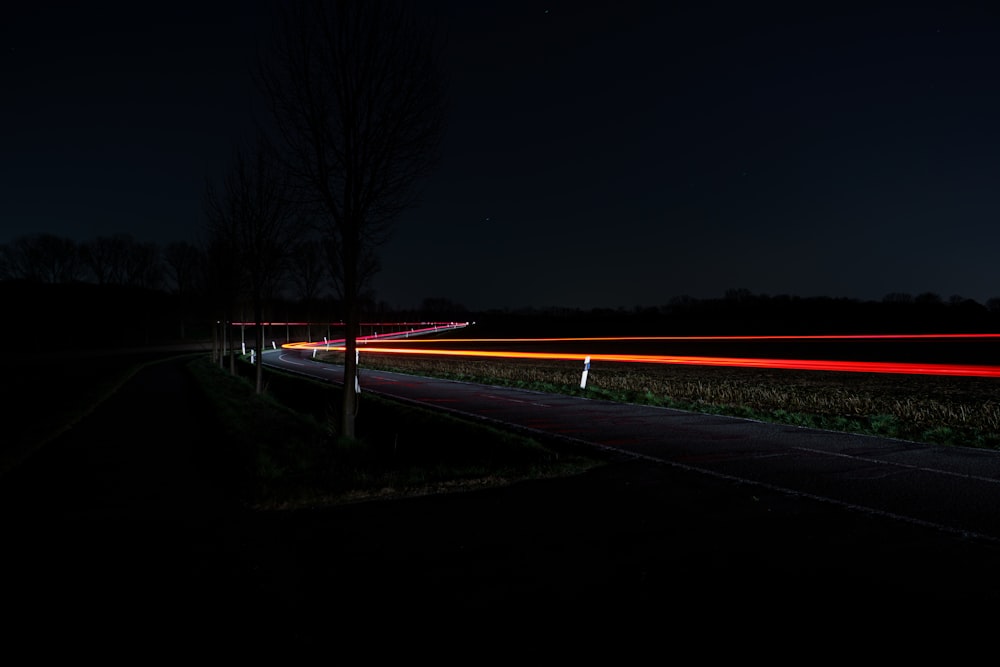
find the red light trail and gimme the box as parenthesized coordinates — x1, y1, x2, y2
(231, 321, 472, 328)
(282, 330, 1000, 378)
(331, 332, 1000, 343)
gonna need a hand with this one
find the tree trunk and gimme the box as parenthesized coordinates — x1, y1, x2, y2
(341, 303, 358, 440)
(229, 322, 236, 375)
(338, 226, 361, 440)
(254, 301, 265, 395)
(220, 318, 227, 369)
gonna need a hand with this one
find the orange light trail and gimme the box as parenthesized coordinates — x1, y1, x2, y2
(289, 344, 1000, 378)
(232, 321, 472, 328)
(341, 333, 1000, 343)
(281, 330, 1000, 378)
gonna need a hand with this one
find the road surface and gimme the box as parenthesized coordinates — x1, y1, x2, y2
(267, 347, 1000, 544)
(4, 349, 1000, 652)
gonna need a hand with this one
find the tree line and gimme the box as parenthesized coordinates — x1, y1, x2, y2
(0, 232, 167, 290)
(9, 2, 998, 442)
(0, 230, 349, 343)
(3, 1, 447, 443)
(198, 0, 445, 441)
(471, 289, 1000, 337)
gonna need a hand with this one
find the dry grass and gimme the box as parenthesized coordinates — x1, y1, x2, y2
(346, 353, 1000, 448)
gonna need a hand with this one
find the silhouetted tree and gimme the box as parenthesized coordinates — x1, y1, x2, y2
(164, 240, 204, 340)
(124, 239, 163, 290)
(724, 287, 754, 303)
(200, 221, 245, 371)
(0, 233, 83, 283)
(82, 235, 126, 285)
(882, 292, 914, 304)
(256, 0, 446, 438)
(81, 233, 160, 287)
(205, 133, 300, 394)
(287, 238, 329, 342)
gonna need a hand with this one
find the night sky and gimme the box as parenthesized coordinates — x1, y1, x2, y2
(4, 1, 1000, 311)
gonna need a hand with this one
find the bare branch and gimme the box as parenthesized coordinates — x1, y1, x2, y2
(254, 0, 446, 436)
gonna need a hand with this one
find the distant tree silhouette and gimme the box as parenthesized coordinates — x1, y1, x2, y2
(0, 233, 83, 283)
(255, 0, 446, 439)
(82, 235, 126, 285)
(164, 240, 205, 340)
(915, 292, 942, 305)
(668, 294, 696, 307)
(882, 292, 914, 304)
(287, 238, 330, 342)
(125, 239, 163, 291)
(724, 287, 753, 303)
(81, 233, 161, 288)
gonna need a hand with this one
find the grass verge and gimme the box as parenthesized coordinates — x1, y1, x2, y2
(342, 354, 1000, 451)
(187, 356, 606, 510)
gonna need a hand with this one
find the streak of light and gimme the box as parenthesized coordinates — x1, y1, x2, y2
(275, 322, 469, 345)
(353, 333, 1000, 344)
(296, 345, 1000, 378)
(280, 328, 1000, 377)
(233, 321, 472, 327)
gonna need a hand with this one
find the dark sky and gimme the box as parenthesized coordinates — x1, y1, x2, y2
(4, 1, 1000, 311)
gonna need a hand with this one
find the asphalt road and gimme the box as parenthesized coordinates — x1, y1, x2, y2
(269, 348, 1000, 544)
(3, 349, 1000, 654)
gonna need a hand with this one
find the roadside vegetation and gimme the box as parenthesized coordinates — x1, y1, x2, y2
(7, 345, 997, 512)
(0, 350, 604, 510)
(187, 355, 605, 510)
(342, 353, 1000, 451)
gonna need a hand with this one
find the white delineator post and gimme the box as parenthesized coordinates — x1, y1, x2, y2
(580, 355, 590, 389)
(355, 349, 361, 394)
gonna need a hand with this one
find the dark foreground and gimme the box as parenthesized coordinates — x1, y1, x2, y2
(3, 354, 999, 654)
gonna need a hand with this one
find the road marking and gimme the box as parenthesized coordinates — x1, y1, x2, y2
(479, 393, 551, 407)
(794, 446, 1000, 485)
(278, 354, 308, 366)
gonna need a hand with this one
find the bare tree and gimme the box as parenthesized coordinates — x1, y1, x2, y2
(883, 292, 914, 304)
(205, 133, 300, 394)
(202, 230, 243, 371)
(82, 234, 136, 286)
(82, 234, 125, 285)
(0, 233, 83, 283)
(256, 0, 446, 439)
(164, 240, 205, 340)
(122, 239, 163, 291)
(287, 237, 330, 342)
(915, 292, 943, 306)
